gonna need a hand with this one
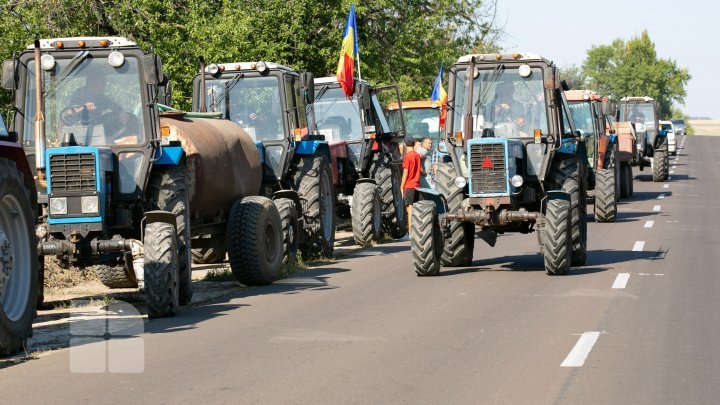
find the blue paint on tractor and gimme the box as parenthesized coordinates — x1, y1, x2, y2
(296, 140, 321, 155)
(48, 216, 102, 225)
(255, 141, 265, 164)
(155, 146, 184, 165)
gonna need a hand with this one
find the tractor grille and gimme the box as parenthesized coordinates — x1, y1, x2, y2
(49, 153, 96, 192)
(470, 143, 506, 194)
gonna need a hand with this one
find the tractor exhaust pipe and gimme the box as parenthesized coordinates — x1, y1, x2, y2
(33, 39, 46, 174)
(198, 57, 207, 112)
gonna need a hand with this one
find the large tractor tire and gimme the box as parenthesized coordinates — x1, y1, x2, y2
(191, 234, 226, 264)
(603, 143, 621, 201)
(274, 198, 299, 266)
(148, 166, 192, 305)
(435, 162, 474, 267)
(143, 221, 179, 319)
(291, 155, 336, 259)
(628, 164, 634, 196)
(0, 158, 38, 355)
(619, 164, 631, 199)
(95, 263, 138, 289)
(548, 156, 587, 266)
(652, 149, 669, 182)
(411, 200, 442, 277)
(227, 196, 283, 286)
(370, 158, 407, 238)
(594, 169, 617, 223)
(542, 198, 572, 276)
(351, 182, 381, 246)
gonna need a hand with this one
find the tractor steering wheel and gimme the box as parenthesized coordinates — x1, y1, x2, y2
(60, 104, 104, 126)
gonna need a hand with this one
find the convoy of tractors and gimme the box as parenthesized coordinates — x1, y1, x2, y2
(0, 37, 683, 355)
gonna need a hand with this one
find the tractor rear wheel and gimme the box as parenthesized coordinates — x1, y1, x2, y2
(411, 201, 442, 276)
(292, 155, 336, 259)
(371, 158, 407, 238)
(594, 169, 617, 223)
(619, 164, 631, 199)
(548, 156, 587, 266)
(0, 158, 38, 355)
(274, 198, 299, 266)
(652, 149, 668, 182)
(148, 166, 192, 305)
(435, 162, 474, 267)
(191, 234, 226, 264)
(351, 182, 381, 246)
(227, 196, 283, 286)
(96, 263, 138, 289)
(143, 221, 179, 319)
(542, 198, 572, 275)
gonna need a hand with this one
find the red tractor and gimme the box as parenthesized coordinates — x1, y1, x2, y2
(313, 77, 407, 245)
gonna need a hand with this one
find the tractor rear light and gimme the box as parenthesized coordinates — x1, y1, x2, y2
(454, 132, 463, 142)
(534, 129, 542, 143)
(55, 41, 64, 49)
(160, 125, 171, 145)
(99, 39, 109, 47)
(78, 40, 86, 48)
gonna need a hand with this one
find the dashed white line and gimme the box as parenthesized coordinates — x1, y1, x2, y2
(612, 273, 631, 289)
(663, 184, 670, 189)
(671, 165, 676, 169)
(561, 332, 601, 367)
(644, 220, 655, 228)
(633, 241, 645, 251)
(653, 205, 661, 212)
(657, 194, 665, 199)
(670, 170, 675, 174)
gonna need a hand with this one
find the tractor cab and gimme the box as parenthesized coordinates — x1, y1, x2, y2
(386, 100, 441, 148)
(618, 96, 668, 181)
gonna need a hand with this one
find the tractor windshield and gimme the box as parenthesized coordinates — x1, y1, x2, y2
(23, 55, 146, 147)
(619, 103, 656, 131)
(568, 102, 595, 136)
(390, 107, 440, 145)
(450, 66, 548, 139)
(204, 76, 284, 141)
(313, 87, 364, 141)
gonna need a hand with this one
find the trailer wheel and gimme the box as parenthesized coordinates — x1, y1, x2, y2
(411, 200, 442, 276)
(619, 164, 631, 199)
(435, 162, 474, 266)
(149, 166, 192, 305)
(191, 234, 226, 264)
(652, 149, 668, 182)
(96, 264, 138, 289)
(274, 198, 299, 266)
(542, 198, 572, 276)
(548, 156, 587, 266)
(292, 155, 336, 259)
(0, 158, 38, 355)
(143, 222, 179, 319)
(227, 196, 283, 286)
(351, 182, 381, 246)
(371, 159, 407, 238)
(594, 169, 617, 223)
(628, 164, 634, 196)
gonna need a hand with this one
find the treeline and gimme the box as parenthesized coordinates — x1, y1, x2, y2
(0, 0, 501, 111)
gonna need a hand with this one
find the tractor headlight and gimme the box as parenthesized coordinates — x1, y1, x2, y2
(108, 51, 125, 68)
(510, 174, 524, 188)
(81, 196, 100, 214)
(41, 54, 56, 71)
(49, 197, 67, 215)
(256, 61, 268, 74)
(454, 176, 467, 189)
(207, 63, 220, 75)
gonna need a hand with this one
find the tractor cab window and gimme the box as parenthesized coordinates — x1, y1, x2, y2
(451, 66, 548, 139)
(314, 87, 363, 141)
(619, 103, 656, 132)
(206, 75, 284, 141)
(24, 55, 146, 147)
(0, 114, 8, 138)
(568, 101, 595, 136)
(369, 94, 392, 134)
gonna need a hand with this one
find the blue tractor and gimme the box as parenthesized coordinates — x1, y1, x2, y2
(410, 53, 589, 276)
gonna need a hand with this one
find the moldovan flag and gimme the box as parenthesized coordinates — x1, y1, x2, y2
(336, 4, 359, 97)
(430, 63, 448, 128)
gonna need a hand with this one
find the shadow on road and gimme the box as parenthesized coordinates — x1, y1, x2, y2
(622, 191, 672, 202)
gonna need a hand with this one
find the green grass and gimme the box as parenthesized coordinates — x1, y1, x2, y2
(203, 268, 235, 282)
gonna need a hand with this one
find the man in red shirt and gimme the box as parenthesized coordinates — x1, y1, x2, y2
(401, 136, 422, 238)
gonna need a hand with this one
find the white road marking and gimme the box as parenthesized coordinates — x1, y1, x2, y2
(633, 241, 645, 251)
(612, 273, 630, 289)
(561, 332, 601, 367)
(644, 221, 654, 228)
(671, 165, 676, 169)
(670, 170, 674, 174)
(657, 194, 665, 199)
(663, 184, 670, 189)
(654, 274, 665, 276)
(653, 205, 661, 212)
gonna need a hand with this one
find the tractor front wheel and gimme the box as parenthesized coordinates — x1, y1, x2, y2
(594, 169, 617, 223)
(351, 182, 381, 246)
(542, 199, 572, 276)
(143, 221, 180, 319)
(411, 201, 442, 276)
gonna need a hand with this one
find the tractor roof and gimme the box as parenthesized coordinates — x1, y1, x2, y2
(386, 100, 438, 111)
(27, 37, 137, 50)
(565, 89, 604, 102)
(204, 61, 297, 74)
(314, 76, 370, 86)
(456, 52, 550, 64)
(621, 96, 655, 102)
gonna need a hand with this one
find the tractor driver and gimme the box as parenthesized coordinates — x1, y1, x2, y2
(493, 82, 529, 136)
(63, 72, 140, 145)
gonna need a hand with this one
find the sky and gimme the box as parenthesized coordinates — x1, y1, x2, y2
(496, 0, 717, 119)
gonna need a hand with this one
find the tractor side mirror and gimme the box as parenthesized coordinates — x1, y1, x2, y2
(560, 79, 571, 91)
(142, 54, 164, 85)
(600, 100, 615, 116)
(158, 73, 172, 106)
(301, 71, 315, 104)
(2, 60, 16, 90)
(358, 83, 371, 110)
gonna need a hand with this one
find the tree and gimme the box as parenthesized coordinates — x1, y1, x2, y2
(581, 31, 690, 118)
(0, 0, 501, 112)
(559, 64, 586, 90)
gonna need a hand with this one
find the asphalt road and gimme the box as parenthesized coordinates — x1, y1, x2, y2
(2, 135, 718, 404)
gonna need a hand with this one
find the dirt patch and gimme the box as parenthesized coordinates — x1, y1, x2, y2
(43, 257, 99, 290)
(689, 120, 720, 136)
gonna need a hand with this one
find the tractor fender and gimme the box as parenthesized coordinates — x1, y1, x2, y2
(143, 210, 177, 241)
(416, 187, 448, 215)
(272, 189, 302, 219)
(155, 145, 185, 166)
(541, 190, 570, 214)
(356, 178, 377, 186)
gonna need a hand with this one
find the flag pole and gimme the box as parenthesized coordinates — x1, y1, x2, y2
(353, 4, 362, 82)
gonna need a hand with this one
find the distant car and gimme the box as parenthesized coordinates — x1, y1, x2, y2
(671, 118, 686, 135)
(660, 120, 676, 156)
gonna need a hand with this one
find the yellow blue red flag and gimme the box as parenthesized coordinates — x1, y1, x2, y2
(430, 63, 448, 128)
(336, 4, 359, 97)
